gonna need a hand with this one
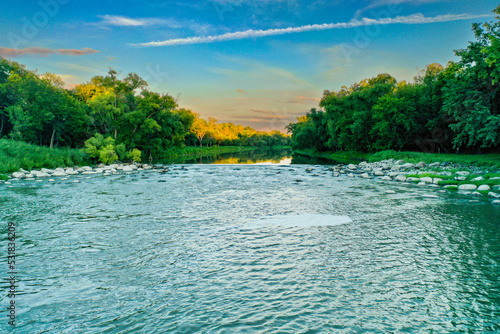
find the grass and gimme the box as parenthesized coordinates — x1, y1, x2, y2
(0, 139, 90, 175)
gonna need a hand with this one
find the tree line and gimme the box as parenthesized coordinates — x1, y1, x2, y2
(287, 7, 500, 155)
(0, 61, 289, 163)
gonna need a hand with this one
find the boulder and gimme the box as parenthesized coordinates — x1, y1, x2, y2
(458, 184, 477, 191)
(492, 200, 500, 205)
(429, 162, 440, 168)
(454, 176, 467, 181)
(348, 173, 354, 178)
(12, 172, 25, 179)
(417, 182, 426, 186)
(420, 177, 433, 183)
(416, 161, 427, 168)
(395, 175, 407, 182)
(391, 165, 402, 171)
(381, 176, 392, 181)
(456, 171, 470, 176)
(433, 178, 443, 185)
(41, 168, 54, 173)
(488, 192, 500, 199)
(489, 177, 500, 180)
(477, 185, 491, 191)
(122, 166, 134, 172)
(333, 172, 340, 177)
(360, 173, 372, 179)
(401, 163, 415, 169)
(32, 171, 51, 178)
(395, 160, 405, 165)
(305, 168, 313, 173)
(471, 176, 484, 182)
(347, 164, 357, 170)
(65, 168, 79, 175)
(51, 171, 67, 177)
(82, 171, 96, 175)
(82, 166, 93, 171)
(471, 192, 483, 197)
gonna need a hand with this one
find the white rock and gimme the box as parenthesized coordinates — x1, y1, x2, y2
(381, 176, 392, 181)
(477, 185, 491, 191)
(471, 192, 483, 197)
(65, 169, 79, 175)
(429, 162, 440, 168)
(454, 176, 467, 181)
(385, 190, 396, 194)
(391, 165, 402, 171)
(333, 172, 340, 177)
(73, 180, 80, 183)
(416, 161, 426, 168)
(471, 176, 484, 182)
(433, 178, 443, 185)
(19, 168, 28, 173)
(458, 184, 477, 191)
(491, 200, 500, 205)
(129, 165, 138, 170)
(395, 175, 407, 182)
(5, 182, 11, 185)
(94, 168, 105, 174)
(122, 166, 134, 172)
(82, 171, 96, 175)
(347, 164, 357, 170)
(41, 168, 54, 173)
(82, 166, 93, 171)
(456, 171, 470, 176)
(406, 177, 419, 182)
(401, 163, 415, 169)
(360, 173, 372, 179)
(51, 171, 67, 177)
(420, 177, 433, 183)
(489, 177, 500, 180)
(76, 168, 85, 173)
(395, 160, 404, 165)
(48, 179, 55, 182)
(488, 192, 500, 199)
(348, 173, 354, 178)
(417, 182, 426, 186)
(143, 165, 153, 170)
(12, 172, 25, 178)
(25, 174, 34, 178)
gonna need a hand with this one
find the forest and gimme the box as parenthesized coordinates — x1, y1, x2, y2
(0, 60, 290, 163)
(287, 7, 500, 155)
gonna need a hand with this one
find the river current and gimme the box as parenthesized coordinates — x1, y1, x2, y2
(1, 155, 499, 333)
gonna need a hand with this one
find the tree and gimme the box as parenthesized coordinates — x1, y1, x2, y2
(191, 116, 208, 148)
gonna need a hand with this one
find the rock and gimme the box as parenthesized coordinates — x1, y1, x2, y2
(122, 166, 134, 172)
(454, 176, 467, 181)
(388, 172, 399, 177)
(458, 184, 477, 191)
(65, 168, 79, 175)
(489, 177, 500, 180)
(305, 168, 313, 173)
(471, 192, 483, 197)
(48, 179, 55, 182)
(373, 169, 384, 176)
(488, 192, 500, 199)
(19, 168, 28, 173)
(429, 162, 440, 168)
(417, 182, 426, 186)
(433, 178, 443, 184)
(395, 160, 404, 165)
(76, 168, 85, 173)
(395, 175, 407, 182)
(360, 173, 372, 179)
(82, 166, 93, 171)
(128, 165, 138, 170)
(477, 185, 491, 191)
(391, 165, 402, 171)
(12, 172, 25, 179)
(82, 171, 96, 175)
(73, 180, 80, 183)
(333, 172, 340, 177)
(420, 177, 433, 183)
(52, 171, 67, 177)
(348, 173, 354, 178)
(456, 171, 470, 176)
(471, 176, 484, 182)
(94, 168, 105, 174)
(416, 161, 427, 168)
(401, 163, 415, 169)
(493, 185, 500, 191)
(406, 177, 419, 182)
(381, 176, 392, 181)
(294, 179, 303, 183)
(385, 190, 396, 194)
(143, 164, 153, 170)
(54, 167, 65, 173)
(492, 200, 500, 205)
(41, 168, 54, 173)
(24, 174, 34, 178)
(347, 164, 357, 170)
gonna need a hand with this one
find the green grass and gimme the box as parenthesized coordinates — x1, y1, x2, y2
(0, 139, 90, 174)
(368, 150, 500, 169)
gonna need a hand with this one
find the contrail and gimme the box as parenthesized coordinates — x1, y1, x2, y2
(134, 13, 490, 47)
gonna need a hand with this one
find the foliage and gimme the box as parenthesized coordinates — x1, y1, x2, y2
(84, 133, 141, 164)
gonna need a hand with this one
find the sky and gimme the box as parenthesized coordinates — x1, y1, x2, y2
(0, 0, 498, 131)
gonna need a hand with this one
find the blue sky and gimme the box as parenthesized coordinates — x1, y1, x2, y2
(0, 0, 497, 131)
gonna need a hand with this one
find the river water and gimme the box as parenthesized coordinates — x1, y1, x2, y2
(1, 152, 499, 333)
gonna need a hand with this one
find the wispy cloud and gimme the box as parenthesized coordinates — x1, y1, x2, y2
(0, 47, 99, 58)
(355, 0, 446, 17)
(98, 15, 174, 27)
(237, 88, 248, 94)
(136, 12, 489, 47)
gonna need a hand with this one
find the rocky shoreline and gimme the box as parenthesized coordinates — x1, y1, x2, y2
(321, 159, 500, 205)
(1, 159, 500, 205)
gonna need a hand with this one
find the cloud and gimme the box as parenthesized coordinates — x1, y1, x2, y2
(287, 95, 321, 104)
(136, 12, 489, 47)
(237, 88, 248, 94)
(355, 0, 446, 17)
(250, 109, 271, 113)
(0, 47, 99, 58)
(98, 15, 173, 27)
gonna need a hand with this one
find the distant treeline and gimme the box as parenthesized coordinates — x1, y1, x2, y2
(287, 7, 500, 154)
(0, 60, 289, 163)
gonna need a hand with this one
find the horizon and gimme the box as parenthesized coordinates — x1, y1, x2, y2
(0, 0, 497, 131)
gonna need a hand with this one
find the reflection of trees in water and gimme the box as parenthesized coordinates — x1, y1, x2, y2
(159, 148, 293, 164)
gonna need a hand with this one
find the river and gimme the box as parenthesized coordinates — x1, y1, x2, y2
(1, 150, 499, 333)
